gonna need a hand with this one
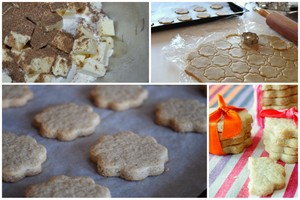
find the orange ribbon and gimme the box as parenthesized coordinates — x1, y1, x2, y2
(209, 95, 245, 155)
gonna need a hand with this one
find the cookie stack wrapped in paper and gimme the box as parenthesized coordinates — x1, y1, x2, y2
(260, 108, 298, 164)
(255, 85, 298, 127)
(209, 95, 253, 155)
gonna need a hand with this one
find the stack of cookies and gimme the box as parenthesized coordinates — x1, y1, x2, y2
(260, 85, 298, 110)
(210, 108, 253, 154)
(256, 85, 298, 127)
(263, 117, 298, 164)
(257, 85, 298, 164)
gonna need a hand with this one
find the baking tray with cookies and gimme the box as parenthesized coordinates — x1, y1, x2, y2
(2, 85, 207, 197)
(151, 2, 246, 32)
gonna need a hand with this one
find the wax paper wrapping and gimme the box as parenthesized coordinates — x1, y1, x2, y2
(161, 3, 293, 82)
(209, 85, 298, 198)
(2, 85, 207, 197)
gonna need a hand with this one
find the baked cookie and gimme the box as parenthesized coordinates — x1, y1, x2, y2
(264, 132, 298, 148)
(265, 146, 298, 164)
(262, 86, 298, 98)
(264, 118, 298, 139)
(90, 131, 168, 181)
(264, 139, 298, 155)
(33, 103, 100, 141)
(90, 85, 148, 111)
(2, 85, 33, 108)
(248, 157, 285, 196)
(209, 107, 253, 154)
(155, 98, 206, 133)
(2, 132, 47, 182)
(222, 137, 252, 154)
(262, 85, 297, 91)
(25, 175, 111, 197)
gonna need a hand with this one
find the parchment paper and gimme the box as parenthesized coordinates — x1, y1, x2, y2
(2, 85, 207, 197)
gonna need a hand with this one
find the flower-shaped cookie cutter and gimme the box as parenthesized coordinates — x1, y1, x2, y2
(242, 32, 259, 45)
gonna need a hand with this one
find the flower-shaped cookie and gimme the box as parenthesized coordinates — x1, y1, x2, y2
(90, 85, 148, 111)
(25, 175, 111, 197)
(2, 85, 33, 108)
(2, 132, 47, 182)
(33, 103, 100, 141)
(155, 98, 206, 133)
(248, 157, 285, 196)
(90, 131, 168, 181)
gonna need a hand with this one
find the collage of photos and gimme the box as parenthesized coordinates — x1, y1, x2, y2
(1, 1, 298, 199)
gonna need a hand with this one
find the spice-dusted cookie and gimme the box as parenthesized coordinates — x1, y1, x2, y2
(25, 175, 111, 197)
(155, 98, 206, 133)
(248, 157, 285, 196)
(33, 103, 100, 141)
(2, 132, 47, 182)
(2, 85, 33, 108)
(90, 131, 168, 181)
(90, 85, 148, 111)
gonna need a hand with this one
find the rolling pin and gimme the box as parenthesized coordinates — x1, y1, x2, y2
(255, 7, 298, 45)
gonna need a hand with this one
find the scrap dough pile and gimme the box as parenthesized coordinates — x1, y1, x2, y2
(185, 34, 298, 82)
(2, 2, 115, 82)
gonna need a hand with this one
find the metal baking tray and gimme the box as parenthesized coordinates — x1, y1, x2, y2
(151, 2, 246, 32)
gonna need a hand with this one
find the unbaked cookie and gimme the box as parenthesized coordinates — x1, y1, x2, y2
(2, 132, 47, 182)
(196, 13, 210, 19)
(158, 17, 174, 24)
(216, 11, 228, 16)
(90, 85, 148, 111)
(175, 8, 189, 14)
(33, 103, 100, 141)
(177, 15, 192, 22)
(185, 34, 298, 82)
(210, 4, 223, 10)
(155, 98, 206, 133)
(90, 131, 168, 181)
(2, 85, 33, 108)
(25, 175, 111, 197)
(194, 6, 206, 12)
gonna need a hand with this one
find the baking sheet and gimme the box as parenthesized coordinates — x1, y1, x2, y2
(151, 2, 245, 31)
(2, 85, 207, 197)
(209, 85, 298, 198)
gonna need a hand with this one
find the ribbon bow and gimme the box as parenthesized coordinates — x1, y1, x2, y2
(260, 107, 298, 127)
(209, 95, 245, 155)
